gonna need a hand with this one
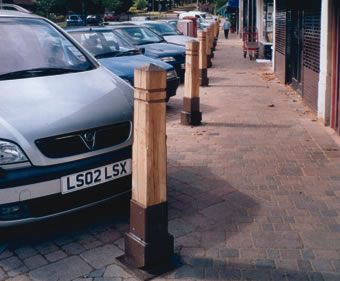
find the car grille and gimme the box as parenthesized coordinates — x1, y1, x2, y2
(36, 122, 131, 158)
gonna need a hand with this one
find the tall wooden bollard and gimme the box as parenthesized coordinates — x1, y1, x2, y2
(119, 64, 174, 276)
(213, 21, 218, 50)
(206, 28, 212, 68)
(209, 25, 214, 58)
(198, 30, 209, 87)
(181, 41, 202, 126)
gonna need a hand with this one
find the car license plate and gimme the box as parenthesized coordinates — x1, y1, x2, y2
(61, 159, 131, 194)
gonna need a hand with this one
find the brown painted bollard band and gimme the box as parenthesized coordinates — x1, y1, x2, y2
(198, 30, 209, 87)
(118, 64, 174, 278)
(181, 41, 202, 126)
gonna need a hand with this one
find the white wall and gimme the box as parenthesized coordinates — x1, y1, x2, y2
(272, 0, 276, 71)
(318, 0, 332, 124)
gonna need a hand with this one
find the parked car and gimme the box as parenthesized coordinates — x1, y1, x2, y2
(179, 11, 210, 29)
(67, 27, 180, 101)
(86, 15, 103, 26)
(104, 12, 120, 22)
(110, 25, 186, 80)
(0, 10, 133, 226)
(0, 4, 32, 13)
(66, 14, 83, 26)
(131, 21, 197, 46)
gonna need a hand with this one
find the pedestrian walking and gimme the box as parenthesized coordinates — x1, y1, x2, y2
(223, 19, 231, 39)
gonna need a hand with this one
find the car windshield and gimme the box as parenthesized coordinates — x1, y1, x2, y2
(69, 16, 79, 20)
(114, 26, 164, 45)
(70, 30, 137, 58)
(146, 23, 179, 36)
(0, 18, 93, 79)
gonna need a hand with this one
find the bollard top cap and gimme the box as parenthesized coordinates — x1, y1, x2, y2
(185, 40, 199, 49)
(138, 63, 166, 73)
(134, 63, 167, 92)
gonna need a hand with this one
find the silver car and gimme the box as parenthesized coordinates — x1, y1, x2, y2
(130, 21, 197, 46)
(0, 10, 133, 226)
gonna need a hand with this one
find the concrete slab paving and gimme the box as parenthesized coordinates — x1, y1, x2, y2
(0, 32, 339, 281)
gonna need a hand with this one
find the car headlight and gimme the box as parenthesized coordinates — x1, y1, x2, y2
(161, 56, 176, 63)
(0, 140, 28, 165)
(167, 70, 178, 80)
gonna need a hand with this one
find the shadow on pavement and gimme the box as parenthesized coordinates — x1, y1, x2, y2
(0, 195, 130, 249)
(206, 122, 292, 129)
(171, 257, 325, 281)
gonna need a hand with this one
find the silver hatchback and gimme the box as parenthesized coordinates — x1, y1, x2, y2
(0, 11, 133, 226)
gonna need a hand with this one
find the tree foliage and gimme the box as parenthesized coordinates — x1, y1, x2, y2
(134, 0, 147, 11)
(36, 0, 57, 17)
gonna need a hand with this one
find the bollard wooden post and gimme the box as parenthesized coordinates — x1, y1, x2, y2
(206, 28, 212, 68)
(209, 25, 214, 58)
(213, 21, 218, 50)
(181, 41, 202, 126)
(198, 30, 209, 87)
(118, 64, 174, 279)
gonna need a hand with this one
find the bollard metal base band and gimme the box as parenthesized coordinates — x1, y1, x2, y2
(122, 200, 174, 269)
(200, 69, 209, 87)
(181, 97, 202, 126)
(207, 55, 212, 68)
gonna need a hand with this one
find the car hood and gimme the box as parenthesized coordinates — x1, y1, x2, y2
(164, 35, 197, 46)
(99, 54, 173, 82)
(141, 43, 186, 58)
(0, 67, 133, 166)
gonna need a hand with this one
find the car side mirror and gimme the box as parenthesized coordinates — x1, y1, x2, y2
(139, 47, 146, 54)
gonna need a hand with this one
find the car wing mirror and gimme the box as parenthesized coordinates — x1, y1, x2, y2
(139, 47, 145, 54)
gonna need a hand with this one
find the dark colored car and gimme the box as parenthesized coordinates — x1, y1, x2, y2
(104, 12, 120, 22)
(68, 27, 180, 101)
(86, 15, 103, 26)
(66, 14, 83, 26)
(110, 25, 186, 80)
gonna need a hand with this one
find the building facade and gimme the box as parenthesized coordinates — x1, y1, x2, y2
(241, 0, 340, 136)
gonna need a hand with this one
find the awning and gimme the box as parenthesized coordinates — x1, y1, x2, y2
(227, 0, 239, 8)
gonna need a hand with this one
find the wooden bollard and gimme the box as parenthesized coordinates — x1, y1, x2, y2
(118, 64, 174, 275)
(209, 25, 214, 58)
(213, 21, 218, 50)
(198, 30, 209, 87)
(181, 41, 202, 126)
(206, 28, 212, 68)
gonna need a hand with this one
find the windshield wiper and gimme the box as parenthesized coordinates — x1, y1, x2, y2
(0, 68, 83, 81)
(95, 51, 120, 59)
(114, 49, 141, 57)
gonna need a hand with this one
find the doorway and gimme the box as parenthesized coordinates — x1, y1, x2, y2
(287, 8, 303, 94)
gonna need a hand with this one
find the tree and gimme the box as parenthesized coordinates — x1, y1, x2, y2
(36, 0, 57, 17)
(95, 0, 133, 12)
(134, 0, 147, 10)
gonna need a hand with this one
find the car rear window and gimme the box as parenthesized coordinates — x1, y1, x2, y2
(0, 17, 94, 78)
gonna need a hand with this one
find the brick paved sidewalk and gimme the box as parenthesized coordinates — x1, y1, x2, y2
(1, 34, 340, 281)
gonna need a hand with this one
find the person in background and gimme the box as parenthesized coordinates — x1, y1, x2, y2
(223, 19, 231, 39)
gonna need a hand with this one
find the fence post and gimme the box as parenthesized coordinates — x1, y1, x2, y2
(206, 28, 212, 68)
(198, 30, 209, 87)
(181, 41, 202, 126)
(118, 64, 174, 278)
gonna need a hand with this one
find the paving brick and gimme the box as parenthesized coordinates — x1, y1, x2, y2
(29, 256, 92, 281)
(0, 256, 24, 272)
(45, 250, 67, 262)
(252, 232, 303, 249)
(103, 264, 131, 278)
(23, 255, 48, 270)
(7, 265, 28, 277)
(15, 247, 38, 260)
(80, 245, 123, 269)
(62, 242, 86, 255)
